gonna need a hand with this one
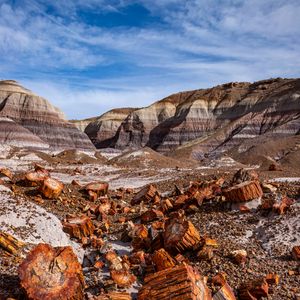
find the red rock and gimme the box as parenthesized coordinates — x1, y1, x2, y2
(85, 182, 109, 199)
(239, 278, 269, 299)
(18, 243, 84, 300)
(141, 209, 164, 223)
(138, 264, 211, 300)
(292, 246, 300, 261)
(213, 282, 236, 300)
(231, 249, 247, 265)
(223, 181, 263, 202)
(164, 211, 201, 253)
(273, 196, 294, 215)
(25, 170, 49, 186)
(265, 274, 280, 285)
(0, 167, 13, 180)
(62, 216, 94, 239)
(152, 248, 176, 271)
(39, 177, 64, 199)
(131, 184, 159, 205)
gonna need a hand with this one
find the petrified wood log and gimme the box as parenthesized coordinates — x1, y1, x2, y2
(0, 167, 13, 180)
(62, 216, 95, 239)
(232, 169, 259, 184)
(292, 246, 300, 261)
(39, 177, 64, 199)
(138, 264, 211, 300)
(0, 231, 25, 255)
(25, 170, 49, 186)
(152, 248, 176, 271)
(223, 181, 263, 202)
(141, 209, 164, 223)
(85, 182, 109, 199)
(160, 199, 173, 213)
(238, 278, 269, 300)
(97, 292, 132, 300)
(131, 184, 159, 205)
(105, 251, 136, 287)
(19, 243, 84, 300)
(164, 212, 201, 253)
(265, 274, 280, 285)
(213, 283, 236, 300)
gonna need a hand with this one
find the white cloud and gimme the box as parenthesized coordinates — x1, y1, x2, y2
(0, 0, 299, 119)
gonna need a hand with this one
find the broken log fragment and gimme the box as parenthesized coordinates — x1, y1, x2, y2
(141, 209, 164, 223)
(223, 181, 263, 202)
(160, 198, 173, 213)
(97, 292, 132, 300)
(273, 196, 294, 215)
(0, 167, 13, 180)
(152, 248, 176, 271)
(25, 170, 49, 186)
(0, 231, 25, 255)
(138, 264, 211, 300)
(292, 246, 300, 261)
(213, 282, 236, 300)
(19, 243, 84, 300)
(164, 212, 201, 253)
(62, 216, 95, 239)
(105, 251, 136, 287)
(238, 278, 269, 300)
(39, 177, 64, 199)
(131, 184, 159, 205)
(85, 182, 109, 200)
(265, 274, 280, 285)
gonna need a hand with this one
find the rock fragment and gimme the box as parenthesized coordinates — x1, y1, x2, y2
(292, 246, 300, 261)
(39, 177, 64, 199)
(131, 184, 159, 205)
(163, 211, 201, 253)
(238, 278, 269, 299)
(223, 181, 263, 202)
(19, 243, 84, 300)
(152, 248, 176, 271)
(138, 264, 211, 300)
(62, 216, 95, 239)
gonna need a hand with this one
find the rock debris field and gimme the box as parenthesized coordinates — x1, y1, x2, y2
(0, 148, 299, 300)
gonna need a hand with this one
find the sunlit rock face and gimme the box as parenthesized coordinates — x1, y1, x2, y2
(82, 78, 300, 157)
(0, 80, 95, 150)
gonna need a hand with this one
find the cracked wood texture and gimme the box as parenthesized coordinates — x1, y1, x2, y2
(0, 231, 25, 255)
(62, 216, 95, 239)
(223, 181, 263, 202)
(39, 178, 64, 199)
(19, 243, 84, 300)
(138, 264, 211, 300)
(164, 213, 201, 253)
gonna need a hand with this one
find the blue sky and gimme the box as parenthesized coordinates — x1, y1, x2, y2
(0, 0, 300, 119)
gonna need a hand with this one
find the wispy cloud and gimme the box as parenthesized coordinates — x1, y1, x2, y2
(0, 0, 299, 119)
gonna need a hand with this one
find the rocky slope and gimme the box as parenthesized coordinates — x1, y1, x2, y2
(0, 80, 95, 150)
(81, 78, 300, 163)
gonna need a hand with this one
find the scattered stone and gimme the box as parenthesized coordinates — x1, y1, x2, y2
(131, 184, 159, 205)
(292, 246, 300, 261)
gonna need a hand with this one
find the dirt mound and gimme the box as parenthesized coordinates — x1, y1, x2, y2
(54, 149, 106, 164)
(109, 147, 195, 169)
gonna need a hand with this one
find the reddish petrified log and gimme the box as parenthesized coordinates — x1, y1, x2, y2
(152, 248, 176, 271)
(0, 167, 13, 180)
(63, 216, 95, 239)
(230, 249, 247, 265)
(160, 198, 173, 213)
(19, 243, 84, 300)
(0, 231, 25, 255)
(25, 170, 49, 186)
(238, 278, 269, 299)
(265, 274, 280, 285)
(97, 292, 132, 300)
(131, 184, 159, 205)
(213, 283, 236, 300)
(223, 181, 263, 202)
(138, 264, 211, 300)
(39, 177, 64, 199)
(164, 212, 201, 253)
(292, 246, 300, 261)
(105, 251, 136, 287)
(141, 209, 164, 223)
(85, 182, 109, 199)
(273, 196, 294, 215)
